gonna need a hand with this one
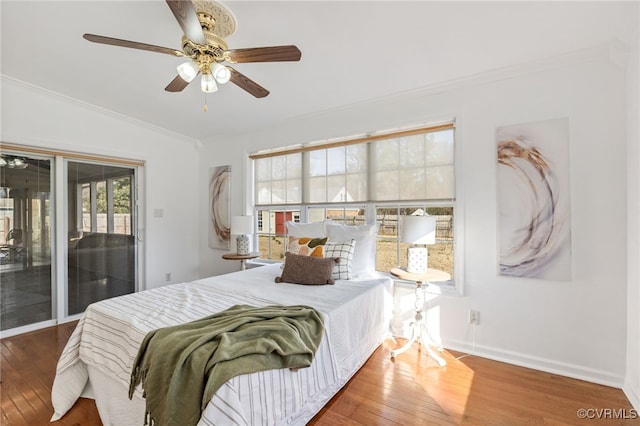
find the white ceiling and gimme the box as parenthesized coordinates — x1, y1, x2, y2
(1, 1, 637, 142)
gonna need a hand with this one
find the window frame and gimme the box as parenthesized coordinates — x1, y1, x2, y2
(373, 201, 457, 291)
(249, 122, 463, 295)
(0, 143, 146, 337)
(75, 174, 133, 235)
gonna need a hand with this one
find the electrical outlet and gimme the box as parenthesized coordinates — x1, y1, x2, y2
(469, 309, 480, 325)
(165, 272, 172, 282)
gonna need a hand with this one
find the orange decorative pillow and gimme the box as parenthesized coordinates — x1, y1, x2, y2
(287, 236, 327, 258)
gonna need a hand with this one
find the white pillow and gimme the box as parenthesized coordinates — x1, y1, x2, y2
(285, 221, 326, 237)
(324, 239, 356, 280)
(325, 223, 378, 276)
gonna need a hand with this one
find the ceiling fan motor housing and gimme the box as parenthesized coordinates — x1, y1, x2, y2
(182, 1, 237, 63)
(181, 31, 227, 62)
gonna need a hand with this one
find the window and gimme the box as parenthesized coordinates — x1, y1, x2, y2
(376, 205, 455, 279)
(308, 207, 365, 225)
(67, 161, 137, 316)
(81, 183, 91, 232)
(76, 172, 134, 235)
(308, 145, 367, 203)
(255, 208, 300, 260)
(373, 131, 454, 200)
(255, 153, 301, 204)
(251, 123, 458, 288)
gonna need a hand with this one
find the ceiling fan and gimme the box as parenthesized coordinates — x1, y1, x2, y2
(83, 0, 301, 98)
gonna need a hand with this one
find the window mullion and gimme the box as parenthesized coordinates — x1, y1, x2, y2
(396, 206, 401, 268)
(324, 150, 329, 204)
(90, 181, 97, 233)
(301, 151, 310, 221)
(367, 142, 375, 203)
(106, 179, 114, 233)
(76, 184, 83, 233)
(424, 136, 429, 200)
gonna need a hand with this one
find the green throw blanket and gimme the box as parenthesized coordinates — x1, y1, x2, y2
(128, 304, 324, 426)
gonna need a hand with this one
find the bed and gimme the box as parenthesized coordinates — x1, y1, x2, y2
(51, 263, 393, 425)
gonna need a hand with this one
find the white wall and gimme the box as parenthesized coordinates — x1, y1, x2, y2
(445, 54, 629, 386)
(624, 8, 640, 409)
(199, 46, 633, 387)
(1, 77, 201, 290)
(197, 141, 251, 277)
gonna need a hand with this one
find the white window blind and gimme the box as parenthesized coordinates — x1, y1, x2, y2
(255, 153, 301, 204)
(372, 128, 454, 201)
(308, 144, 367, 203)
(253, 122, 454, 206)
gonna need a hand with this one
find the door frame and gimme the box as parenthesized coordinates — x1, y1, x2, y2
(0, 144, 145, 337)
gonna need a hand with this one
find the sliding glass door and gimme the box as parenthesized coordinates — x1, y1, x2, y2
(0, 154, 53, 330)
(1, 146, 140, 336)
(66, 161, 137, 315)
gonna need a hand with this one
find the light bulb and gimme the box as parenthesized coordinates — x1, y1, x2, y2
(211, 62, 231, 84)
(12, 158, 26, 169)
(201, 73, 218, 93)
(177, 61, 199, 83)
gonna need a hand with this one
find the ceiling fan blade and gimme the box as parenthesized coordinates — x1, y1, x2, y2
(226, 46, 302, 63)
(83, 34, 185, 57)
(229, 67, 269, 98)
(166, 0, 207, 45)
(165, 75, 191, 92)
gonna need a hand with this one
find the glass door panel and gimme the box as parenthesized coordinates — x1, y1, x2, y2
(66, 161, 136, 315)
(0, 154, 53, 330)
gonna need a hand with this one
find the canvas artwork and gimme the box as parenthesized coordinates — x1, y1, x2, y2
(496, 118, 572, 280)
(209, 165, 231, 250)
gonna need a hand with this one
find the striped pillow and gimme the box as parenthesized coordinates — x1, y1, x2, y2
(324, 239, 356, 280)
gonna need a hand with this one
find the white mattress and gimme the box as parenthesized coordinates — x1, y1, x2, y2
(51, 264, 393, 425)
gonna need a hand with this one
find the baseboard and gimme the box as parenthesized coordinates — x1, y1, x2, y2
(623, 380, 640, 411)
(444, 338, 626, 389)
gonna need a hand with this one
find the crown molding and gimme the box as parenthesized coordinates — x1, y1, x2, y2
(303, 41, 624, 119)
(1, 75, 202, 150)
(208, 41, 627, 145)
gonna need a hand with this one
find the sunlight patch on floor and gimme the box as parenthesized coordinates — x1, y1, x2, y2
(383, 299, 476, 423)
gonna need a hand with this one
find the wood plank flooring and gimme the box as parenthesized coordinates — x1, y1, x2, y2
(1, 322, 636, 425)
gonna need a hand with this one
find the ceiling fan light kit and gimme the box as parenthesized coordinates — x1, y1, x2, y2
(0, 156, 28, 169)
(200, 72, 218, 93)
(177, 60, 200, 83)
(211, 62, 231, 84)
(83, 0, 302, 102)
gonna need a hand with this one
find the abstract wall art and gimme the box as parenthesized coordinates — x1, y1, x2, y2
(496, 118, 572, 280)
(208, 165, 231, 250)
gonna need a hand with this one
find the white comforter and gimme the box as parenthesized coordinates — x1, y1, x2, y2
(51, 264, 393, 425)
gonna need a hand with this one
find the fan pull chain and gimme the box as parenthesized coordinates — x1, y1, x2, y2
(204, 95, 208, 112)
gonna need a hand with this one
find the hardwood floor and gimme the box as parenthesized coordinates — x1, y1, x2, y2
(1, 323, 636, 425)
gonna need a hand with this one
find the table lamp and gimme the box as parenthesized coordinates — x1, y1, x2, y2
(231, 215, 253, 255)
(401, 215, 436, 274)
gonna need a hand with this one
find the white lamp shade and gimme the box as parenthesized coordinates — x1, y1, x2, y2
(401, 215, 436, 245)
(231, 215, 253, 235)
(201, 73, 218, 93)
(211, 62, 231, 84)
(177, 61, 199, 83)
